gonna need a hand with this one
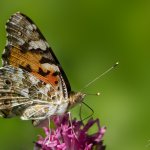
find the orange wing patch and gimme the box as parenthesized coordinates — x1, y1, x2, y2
(32, 71, 59, 87)
(9, 47, 42, 72)
(9, 47, 59, 87)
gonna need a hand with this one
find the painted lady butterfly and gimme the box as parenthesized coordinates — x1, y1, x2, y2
(0, 12, 85, 126)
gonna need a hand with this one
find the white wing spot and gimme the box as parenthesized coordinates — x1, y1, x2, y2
(29, 75, 39, 85)
(27, 24, 34, 31)
(32, 24, 37, 30)
(29, 39, 47, 50)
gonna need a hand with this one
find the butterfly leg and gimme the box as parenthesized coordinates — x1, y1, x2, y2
(67, 112, 78, 141)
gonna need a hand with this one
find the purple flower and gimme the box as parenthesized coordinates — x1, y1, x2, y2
(34, 114, 106, 150)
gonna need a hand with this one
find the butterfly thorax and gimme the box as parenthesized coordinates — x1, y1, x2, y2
(68, 91, 86, 109)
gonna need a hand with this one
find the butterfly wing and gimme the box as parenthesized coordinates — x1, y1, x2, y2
(0, 66, 36, 118)
(0, 66, 64, 123)
(2, 12, 71, 99)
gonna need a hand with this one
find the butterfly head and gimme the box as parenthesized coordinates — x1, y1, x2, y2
(68, 91, 86, 109)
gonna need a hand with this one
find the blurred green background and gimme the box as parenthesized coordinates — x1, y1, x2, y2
(0, 0, 150, 150)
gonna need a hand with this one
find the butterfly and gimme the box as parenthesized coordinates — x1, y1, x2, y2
(0, 12, 85, 126)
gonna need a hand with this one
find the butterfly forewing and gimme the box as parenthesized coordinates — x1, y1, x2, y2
(2, 12, 71, 98)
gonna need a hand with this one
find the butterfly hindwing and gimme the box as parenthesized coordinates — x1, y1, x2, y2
(0, 65, 63, 121)
(2, 12, 71, 98)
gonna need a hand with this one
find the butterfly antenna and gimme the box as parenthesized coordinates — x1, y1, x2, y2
(80, 61, 119, 91)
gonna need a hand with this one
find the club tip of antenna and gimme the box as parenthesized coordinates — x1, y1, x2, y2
(113, 61, 119, 68)
(96, 92, 100, 96)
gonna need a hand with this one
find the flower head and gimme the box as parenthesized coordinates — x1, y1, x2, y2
(35, 114, 106, 150)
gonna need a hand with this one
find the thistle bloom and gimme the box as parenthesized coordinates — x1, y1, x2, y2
(34, 114, 106, 150)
